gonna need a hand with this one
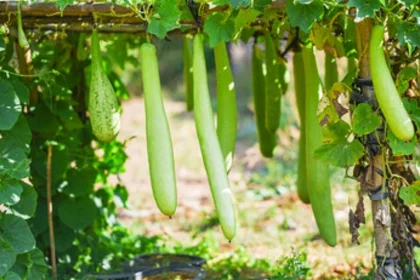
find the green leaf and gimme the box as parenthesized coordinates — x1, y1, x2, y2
(0, 238, 16, 277)
(285, 0, 324, 33)
(253, 0, 271, 11)
(52, 101, 83, 131)
(32, 146, 69, 184)
(10, 182, 37, 219)
(3, 271, 21, 280)
(27, 104, 60, 133)
(10, 249, 47, 280)
(213, 0, 229, 5)
(397, 0, 419, 7)
(27, 249, 48, 279)
(0, 115, 32, 154)
(42, 222, 74, 253)
(63, 167, 97, 196)
(347, 0, 381, 22)
(28, 199, 47, 237)
(234, 9, 261, 37)
(147, 0, 181, 39)
(0, 36, 5, 54)
(314, 139, 364, 167)
(399, 182, 420, 205)
(56, 0, 73, 11)
(0, 148, 31, 180)
(0, 214, 35, 254)
(0, 178, 23, 205)
(204, 13, 235, 47)
(7, 78, 30, 105)
(387, 130, 416, 156)
(310, 23, 331, 50)
(352, 103, 381, 135)
(9, 252, 29, 279)
(396, 67, 417, 94)
(403, 98, 420, 129)
(413, 8, 420, 25)
(323, 120, 351, 142)
(0, 79, 22, 131)
(114, 184, 129, 208)
(229, 0, 251, 9)
(319, 104, 340, 125)
(58, 197, 97, 230)
(0, 41, 13, 66)
(397, 22, 420, 49)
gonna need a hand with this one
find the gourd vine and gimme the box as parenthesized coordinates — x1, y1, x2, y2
(0, 0, 419, 279)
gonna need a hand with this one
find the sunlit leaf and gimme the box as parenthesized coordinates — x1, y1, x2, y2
(314, 139, 364, 167)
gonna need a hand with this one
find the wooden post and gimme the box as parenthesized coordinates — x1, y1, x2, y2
(355, 18, 401, 279)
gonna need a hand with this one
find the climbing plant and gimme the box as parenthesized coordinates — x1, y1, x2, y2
(0, 0, 419, 279)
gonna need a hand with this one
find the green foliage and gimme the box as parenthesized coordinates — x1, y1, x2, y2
(399, 182, 420, 205)
(387, 130, 417, 156)
(352, 104, 381, 136)
(314, 139, 364, 167)
(269, 251, 311, 280)
(0, 80, 21, 130)
(204, 13, 235, 47)
(147, 0, 182, 39)
(286, 0, 324, 33)
(403, 98, 420, 129)
(347, 0, 381, 22)
(0, 32, 160, 278)
(167, 236, 311, 279)
(0, 0, 419, 277)
(396, 67, 417, 94)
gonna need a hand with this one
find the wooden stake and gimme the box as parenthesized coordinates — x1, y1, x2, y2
(355, 18, 401, 279)
(46, 145, 58, 280)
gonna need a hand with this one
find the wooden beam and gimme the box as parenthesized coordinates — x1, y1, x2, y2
(0, 1, 285, 34)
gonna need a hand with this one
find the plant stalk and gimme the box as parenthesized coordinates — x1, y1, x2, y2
(47, 145, 58, 280)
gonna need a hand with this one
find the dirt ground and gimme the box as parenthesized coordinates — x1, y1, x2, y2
(113, 95, 374, 278)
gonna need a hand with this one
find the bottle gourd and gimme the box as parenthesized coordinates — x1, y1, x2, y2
(89, 30, 120, 142)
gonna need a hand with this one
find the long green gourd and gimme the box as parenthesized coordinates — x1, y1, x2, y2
(77, 33, 87, 61)
(370, 25, 414, 142)
(324, 53, 338, 90)
(278, 61, 290, 94)
(293, 51, 310, 204)
(302, 46, 336, 247)
(17, 3, 29, 49)
(214, 42, 237, 173)
(193, 34, 237, 241)
(264, 33, 282, 133)
(183, 36, 194, 111)
(140, 42, 178, 217)
(252, 41, 276, 158)
(89, 30, 120, 142)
